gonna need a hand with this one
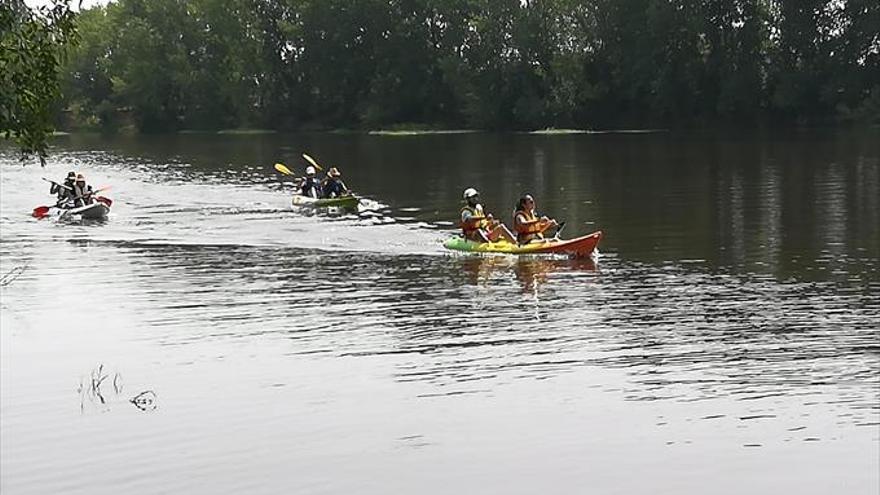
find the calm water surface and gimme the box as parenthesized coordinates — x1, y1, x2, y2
(1, 130, 878, 494)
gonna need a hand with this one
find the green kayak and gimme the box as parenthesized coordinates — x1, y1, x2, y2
(291, 194, 359, 209)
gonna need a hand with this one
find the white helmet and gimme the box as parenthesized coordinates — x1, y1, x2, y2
(305, 166, 316, 175)
(463, 188, 479, 199)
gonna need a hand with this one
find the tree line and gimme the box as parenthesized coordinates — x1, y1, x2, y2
(51, 0, 880, 133)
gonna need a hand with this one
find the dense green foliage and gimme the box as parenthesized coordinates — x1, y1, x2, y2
(1, 0, 77, 163)
(60, 0, 880, 132)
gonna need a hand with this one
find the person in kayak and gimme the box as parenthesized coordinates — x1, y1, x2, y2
(50, 171, 77, 203)
(299, 166, 322, 198)
(460, 188, 516, 243)
(70, 173, 96, 207)
(513, 194, 558, 244)
(322, 167, 349, 198)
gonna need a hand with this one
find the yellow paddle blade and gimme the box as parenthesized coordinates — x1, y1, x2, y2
(302, 153, 324, 171)
(274, 163, 294, 175)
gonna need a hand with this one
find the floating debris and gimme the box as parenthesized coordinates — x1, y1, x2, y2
(130, 391, 158, 411)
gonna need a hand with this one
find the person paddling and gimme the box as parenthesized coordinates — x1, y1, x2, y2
(513, 194, 558, 244)
(460, 188, 516, 243)
(70, 174, 96, 207)
(322, 167, 349, 198)
(50, 171, 76, 203)
(299, 165, 322, 198)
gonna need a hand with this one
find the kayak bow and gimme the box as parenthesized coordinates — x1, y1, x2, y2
(444, 230, 602, 257)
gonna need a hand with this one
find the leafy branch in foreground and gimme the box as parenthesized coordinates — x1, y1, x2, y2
(0, 0, 77, 165)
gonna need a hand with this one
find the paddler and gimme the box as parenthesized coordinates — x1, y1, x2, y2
(513, 194, 558, 244)
(299, 165, 322, 198)
(322, 167, 349, 198)
(70, 173, 96, 207)
(50, 171, 77, 203)
(460, 188, 516, 243)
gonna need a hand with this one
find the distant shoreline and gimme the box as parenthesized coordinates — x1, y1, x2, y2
(21, 123, 876, 141)
(47, 127, 676, 137)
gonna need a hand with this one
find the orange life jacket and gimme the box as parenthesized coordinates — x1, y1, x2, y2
(514, 209, 543, 243)
(460, 205, 488, 237)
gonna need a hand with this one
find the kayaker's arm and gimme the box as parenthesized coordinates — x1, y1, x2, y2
(43, 178, 72, 193)
(461, 213, 484, 229)
(515, 212, 555, 233)
(483, 213, 501, 228)
(464, 212, 497, 230)
(539, 216, 558, 233)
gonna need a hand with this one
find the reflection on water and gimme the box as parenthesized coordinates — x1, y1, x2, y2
(458, 256, 598, 294)
(1, 130, 878, 494)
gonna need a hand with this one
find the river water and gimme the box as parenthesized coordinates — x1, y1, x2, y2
(1, 130, 878, 494)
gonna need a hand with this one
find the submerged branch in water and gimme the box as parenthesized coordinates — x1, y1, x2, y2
(78, 364, 156, 413)
(0, 262, 29, 287)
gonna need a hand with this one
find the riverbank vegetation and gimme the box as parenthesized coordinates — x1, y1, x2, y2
(21, 0, 880, 137)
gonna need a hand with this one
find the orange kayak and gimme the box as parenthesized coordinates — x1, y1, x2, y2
(443, 231, 602, 257)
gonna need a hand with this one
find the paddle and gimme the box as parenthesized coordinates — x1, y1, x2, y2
(69, 185, 111, 204)
(274, 163, 294, 176)
(31, 206, 50, 218)
(274, 163, 305, 193)
(552, 221, 567, 240)
(36, 178, 73, 217)
(302, 153, 324, 172)
(33, 186, 112, 218)
(42, 177, 72, 191)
